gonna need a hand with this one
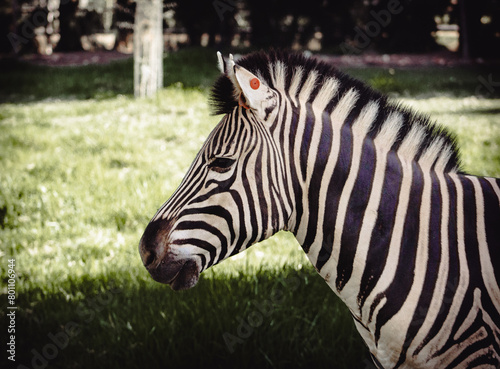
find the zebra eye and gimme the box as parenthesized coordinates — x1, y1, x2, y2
(207, 157, 236, 173)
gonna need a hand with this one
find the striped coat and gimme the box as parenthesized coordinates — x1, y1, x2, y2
(140, 51, 500, 368)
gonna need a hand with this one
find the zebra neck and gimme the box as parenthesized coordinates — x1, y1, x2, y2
(289, 98, 451, 310)
(291, 98, 402, 246)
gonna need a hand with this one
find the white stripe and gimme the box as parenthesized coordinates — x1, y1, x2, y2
(314, 95, 373, 292)
(378, 145, 434, 358)
(270, 61, 286, 90)
(364, 124, 423, 326)
(419, 137, 444, 169)
(305, 78, 340, 183)
(237, 122, 261, 252)
(486, 177, 500, 204)
(281, 94, 297, 230)
(299, 70, 318, 103)
(423, 173, 469, 351)
(428, 288, 490, 368)
(408, 167, 450, 359)
(288, 67, 303, 107)
(293, 71, 319, 242)
(257, 123, 275, 237)
(342, 109, 400, 307)
(312, 78, 340, 112)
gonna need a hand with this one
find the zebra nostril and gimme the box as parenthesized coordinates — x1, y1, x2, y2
(144, 251, 156, 268)
(139, 219, 169, 268)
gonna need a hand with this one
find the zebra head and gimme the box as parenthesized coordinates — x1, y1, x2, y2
(139, 53, 291, 290)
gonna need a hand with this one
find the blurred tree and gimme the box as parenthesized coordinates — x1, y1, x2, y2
(112, 0, 135, 50)
(459, 0, 500, 58)
(55, 0, 84, 52)
(134, 0, 163, 97)
(367, 0, 449, 53)
(2, 0, 49, 54)
(246, 0, 276, 47)
(0, 0, 16, 53)
(246, 0, 354, 49)
(174, 0, 236, 48)
(317, 1, 357, 50)
(174, 0, 210, 46)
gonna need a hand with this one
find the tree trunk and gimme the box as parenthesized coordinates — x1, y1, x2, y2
(55, 0, 83, 52)
(134, 0, 163, 98)
(459, 0, 470, 60)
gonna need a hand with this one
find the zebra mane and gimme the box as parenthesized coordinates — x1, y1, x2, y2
(209, 50, 462, 173)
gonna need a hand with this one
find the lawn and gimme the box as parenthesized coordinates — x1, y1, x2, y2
(1, 48, 499, 369)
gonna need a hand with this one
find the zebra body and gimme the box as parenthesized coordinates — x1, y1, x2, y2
(139, 51, 500, 368)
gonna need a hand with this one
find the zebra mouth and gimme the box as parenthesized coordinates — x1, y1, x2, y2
(138, 219, 200, 291)
(150, 258, 200, 291)
(169, 259, 200, 291)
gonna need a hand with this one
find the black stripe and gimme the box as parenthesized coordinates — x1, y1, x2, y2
(268, 93, 282, 132)
(288, 106, 304, 235)
(444, 310, 498, 369)
(415, 174, 460, 356)
(303, 109, 333, 254)
(254, 123, 269, 238)
(180, 206, 236, 260)
(336, 131, 377, 291)
(316, 121, 353, 265)
(372, 162, 424, 342)
(480, 178, 500, 290)
(172, 237, 217, 268)
(228, 189, 248, 255)
(277, 99, 295, 220)
(300, 103, 315, 182)
(395, 170, 442, 366)
(174, 220, 227, 267)
(167, 174, 206, 216)
(358, 151, 402, 310)
(444, 176, 477, 354)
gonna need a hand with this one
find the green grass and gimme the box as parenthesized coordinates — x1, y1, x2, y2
(1, 48, 499, 369)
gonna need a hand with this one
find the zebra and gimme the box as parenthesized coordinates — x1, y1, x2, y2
(139, 50, 500, 368)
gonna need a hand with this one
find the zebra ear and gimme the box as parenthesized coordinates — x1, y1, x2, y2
(217, 51, 227, 74)
(233, 64, 278, 120)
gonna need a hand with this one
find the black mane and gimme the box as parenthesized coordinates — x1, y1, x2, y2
(209, 50, 462, 173)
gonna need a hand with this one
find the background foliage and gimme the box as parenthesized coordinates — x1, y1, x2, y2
(2, 0, 500, 57)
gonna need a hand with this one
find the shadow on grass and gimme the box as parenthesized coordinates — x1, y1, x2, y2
(10, 267, 371, 369)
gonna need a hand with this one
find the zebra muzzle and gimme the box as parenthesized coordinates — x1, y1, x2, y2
(139, 219, 200, 290)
